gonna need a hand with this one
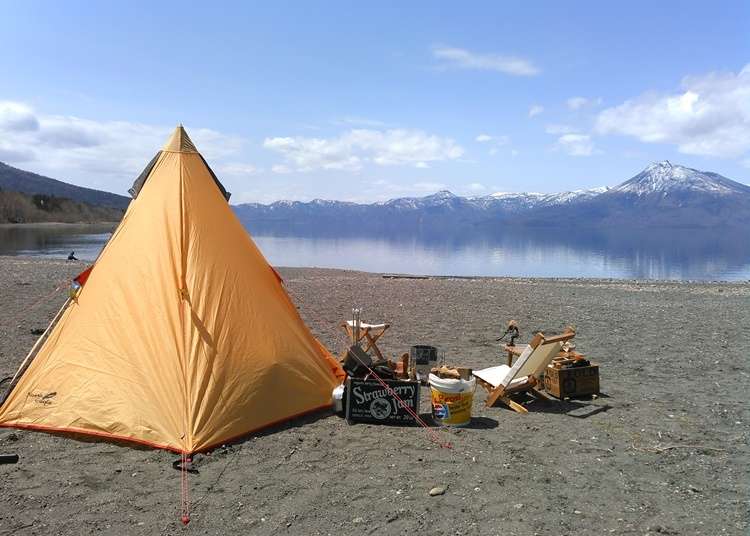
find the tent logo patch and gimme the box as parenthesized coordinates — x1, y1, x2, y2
(28, 391, 57, 406)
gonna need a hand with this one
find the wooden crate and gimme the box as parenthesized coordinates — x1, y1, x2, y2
(345, 377, 420, 425)
(544, 363, 599, 399)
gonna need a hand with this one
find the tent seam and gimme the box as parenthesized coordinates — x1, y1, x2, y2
(178, 155, 192, 454)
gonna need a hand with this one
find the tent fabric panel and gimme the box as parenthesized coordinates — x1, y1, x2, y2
(178, 153, 342, 451)
(0, 151, 189, 451)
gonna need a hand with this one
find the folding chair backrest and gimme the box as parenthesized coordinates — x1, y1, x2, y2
(500, 330, 575, 387)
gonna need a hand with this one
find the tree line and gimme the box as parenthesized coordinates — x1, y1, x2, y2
(0, 189, 124, 223)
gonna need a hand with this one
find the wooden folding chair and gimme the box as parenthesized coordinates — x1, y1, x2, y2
(474, 328, 576, 414)
(502, 343, 526, 366)
(340, 320, 390, 360)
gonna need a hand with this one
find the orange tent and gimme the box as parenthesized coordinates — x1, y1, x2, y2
(0, 126, 344, 453)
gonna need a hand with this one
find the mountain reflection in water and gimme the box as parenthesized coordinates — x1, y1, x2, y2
(0, 222, 747, 281)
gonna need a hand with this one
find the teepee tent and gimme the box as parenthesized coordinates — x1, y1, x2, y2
(0, 126, 344, 453)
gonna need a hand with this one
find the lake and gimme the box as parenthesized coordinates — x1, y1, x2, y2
(1, 222, 748, 281)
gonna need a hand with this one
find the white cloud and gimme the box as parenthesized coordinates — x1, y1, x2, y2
(0, 143, 35, 162)
(467, 182, 486, 192)
(544, 122, 598, 157)
(271, 164, 292, 174)
(567, 97, 587, 110)
(332, 116, 389, 128)
(432, 46, 539, 76)
(475, 134, 509, 145)
(475, 133, 511, 156)
(0, 101, 40, 132)
(232, 182, 308, 204)
(0, 100, 255, 194)
(555, 134, 596, 157)
(528, 105, 544, 117)
(263, 128, 464, 172)
(595, 64, 750, 158)
(545, 124, 577, 135)
(566, 97, 602, 110)
(216, 163, 258, 176)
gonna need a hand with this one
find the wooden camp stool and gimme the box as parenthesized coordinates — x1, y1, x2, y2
(475, 329, 576, 414)
(341, 320, 390, 360)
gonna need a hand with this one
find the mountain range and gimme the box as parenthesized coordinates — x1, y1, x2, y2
(234, 161, 750, 230)
(1, 159, 748, 228)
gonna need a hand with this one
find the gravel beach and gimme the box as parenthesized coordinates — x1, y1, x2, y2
(0, 256, 748, 535)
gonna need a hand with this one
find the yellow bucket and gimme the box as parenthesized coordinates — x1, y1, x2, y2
(428, 374, 475, 426)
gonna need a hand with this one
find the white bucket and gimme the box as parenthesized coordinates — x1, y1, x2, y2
(428, 374, 476, 426)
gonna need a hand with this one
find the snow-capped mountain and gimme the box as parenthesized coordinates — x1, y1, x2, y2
(609, 161, 750, 197)
(561, 161, 750, 227)
(233, 162, 749, 229)
(376, 190, 470, 210)
(472, 186, 610, 211)
(237, 186, 605, 220)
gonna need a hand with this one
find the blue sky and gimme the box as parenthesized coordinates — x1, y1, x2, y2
(1, 1, 748, 203)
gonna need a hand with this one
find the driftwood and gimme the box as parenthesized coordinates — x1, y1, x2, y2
(382, 274, 430, 280)
(630, 442, 726, 454)
(430, 366, 472, 380)
(382, 274, 484, 280)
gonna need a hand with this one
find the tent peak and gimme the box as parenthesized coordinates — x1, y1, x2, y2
(163, 125, 197, 153)
(129, 125, 231, 201)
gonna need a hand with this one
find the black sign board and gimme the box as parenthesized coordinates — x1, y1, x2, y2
(345, 377, 420, 425)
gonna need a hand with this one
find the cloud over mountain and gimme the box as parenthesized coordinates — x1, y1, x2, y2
(596, 64, 750, 158)
(263, 129, 464, 172)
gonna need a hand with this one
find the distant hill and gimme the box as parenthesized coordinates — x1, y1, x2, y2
(0, 189, 124, 224)
(0, 161, 130, 209)
(234, 161, 750, 230)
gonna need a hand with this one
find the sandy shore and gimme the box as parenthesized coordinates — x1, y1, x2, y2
(0, 256, 748, 535)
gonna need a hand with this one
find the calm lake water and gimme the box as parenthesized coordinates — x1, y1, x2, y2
(1, 223, 748, 281)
